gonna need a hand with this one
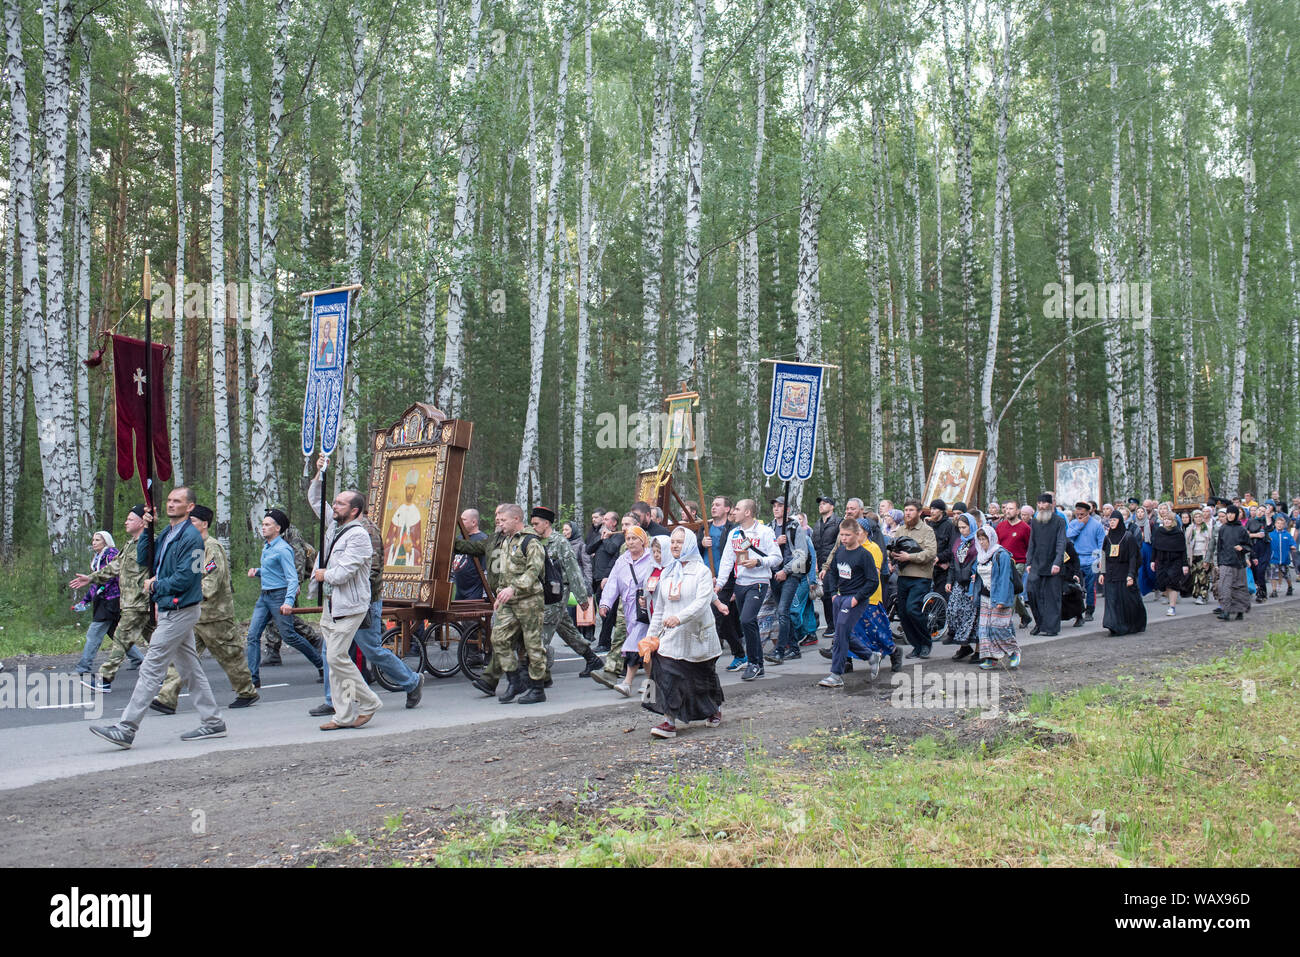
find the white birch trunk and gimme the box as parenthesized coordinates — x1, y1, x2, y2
(438, 0, 481, 415)
(742, 20, 766, 493)
(162, 0, 186, 486)
(1286, 200, 1299, 492)
(74, 30, 92, 524)
(248, 0, 287, 525)
(981, 5, 1011, 498)
(1181, 104, 1195, 457)
(1102, 3, 1129, 495)
(795, 0, 819, 363)
(2, 111, 18, 558)
(573, 0, 594, 521)
(209, 0, 232, 544)
(517, 13, 572, 507)
(1139, 88, 1158, 492)
(677, 0, 706, 387)
(1222, 9, 1255, 497)
(236, 22, 259, 493)
(421, 0, 447, 401)
(1044, 2, 1075, 406)
(338, 0, 366, 489)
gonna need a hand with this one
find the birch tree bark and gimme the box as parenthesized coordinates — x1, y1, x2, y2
(209, 0, 232, 544)
(438, 0, 481, 415)
(794, 0, 819, 363)
(235, 10, 259, 493)
(160, 0, 186, 485)
(517, 10, 572, 506)
(247, 0, 288, 525)
(74, 30, 93, 525)
(1101, 2, 1129, 495)
(1, 111, 19, 559)
(637, 0, 679, 468)
(1180, 103, 1195, 457)
(677, 0, 706, 387)
(1044, 1, 1075, 412)
(1286, 200, 1299, 491)
(981, 4, 1011, 497)
(338, 0, 366, 489)
(4, 0, 82, 569)
(741, 12, 766, 492)
(421, 0, 447, 401)
(1222, 8, 1255, 497)
(573, 0, 594, 522)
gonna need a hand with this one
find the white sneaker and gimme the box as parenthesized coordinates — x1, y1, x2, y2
(1194, 597, 1206, 605)
(613, 682, 632, 698)
(869, 652, 882, 678)
(1166, 606, 1176, 617)
(818, 673, 844, 688)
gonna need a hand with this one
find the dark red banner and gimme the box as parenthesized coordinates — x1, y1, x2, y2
(111, 334, 173, 501)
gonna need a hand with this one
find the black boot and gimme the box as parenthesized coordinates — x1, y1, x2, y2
(263, 649, 283, 666)
(579, 651, 604, 677)
(498, 669, 526, 703)
(516, 677, 546, 705)
(471, 675, 499, 697)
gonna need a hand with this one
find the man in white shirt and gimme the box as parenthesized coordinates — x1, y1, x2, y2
(715, 499, 781, 682)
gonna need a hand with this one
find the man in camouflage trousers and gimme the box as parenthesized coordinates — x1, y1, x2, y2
(154, 505, 259, 712)
(263, 523, 323, 665)
(528, 507, 605, 681)
(454, 503, 548, 704)
(70, 504, 172, 694)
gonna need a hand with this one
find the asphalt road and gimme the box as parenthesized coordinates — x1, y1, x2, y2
(1, 589, 1296, 793)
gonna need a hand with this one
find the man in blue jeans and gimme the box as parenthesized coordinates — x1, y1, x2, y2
(1067, 501, 1104, 621)
(766, 496, 812, 663)
(245, 508, 323, 686)
(306, 456, 424, 717)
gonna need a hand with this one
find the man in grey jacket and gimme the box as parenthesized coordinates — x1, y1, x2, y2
(311, 489, 383, 730)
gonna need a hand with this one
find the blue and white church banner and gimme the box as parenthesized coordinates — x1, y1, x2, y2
(301, 288, 353, 457)
(762, 361, 824, 481)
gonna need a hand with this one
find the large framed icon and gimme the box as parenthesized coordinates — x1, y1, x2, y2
(1171, 456, 1210, 511)
(922, 448, 986, 509)
(1054, 456, 1104, 508)
(366, 403, 473, 607)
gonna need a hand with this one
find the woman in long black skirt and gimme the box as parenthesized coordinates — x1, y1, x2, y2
(642, 528, 725, 739)
(1151, 504, 1191, 618)
(1099, 512, 1146, 636)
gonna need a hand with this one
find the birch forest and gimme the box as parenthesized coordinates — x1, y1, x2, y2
(2, 0, 1298, 576)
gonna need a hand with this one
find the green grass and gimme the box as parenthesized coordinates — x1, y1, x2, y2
(392, 632, 1300, 867)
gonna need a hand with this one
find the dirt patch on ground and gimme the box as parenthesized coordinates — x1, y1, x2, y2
(2, 603, 1295, 867)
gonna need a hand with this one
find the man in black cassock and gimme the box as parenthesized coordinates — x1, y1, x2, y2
(1025, 493, 1068, 636)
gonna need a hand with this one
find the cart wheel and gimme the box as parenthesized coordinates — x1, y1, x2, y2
(922, 591, 948, 641)
(374, 626, 427, 692)
(457, 622, 491, 681)
(420, 621, 463, 678)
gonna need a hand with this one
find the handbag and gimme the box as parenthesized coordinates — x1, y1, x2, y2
(576, 600, 595, 627)
(629, 561, 652, 625)
(1246, 566, 1256, 594)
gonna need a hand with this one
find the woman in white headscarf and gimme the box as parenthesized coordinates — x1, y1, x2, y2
(969, 524, 1020, 669)
(641, 526, 724, 739)
(73, 530, 121, 676)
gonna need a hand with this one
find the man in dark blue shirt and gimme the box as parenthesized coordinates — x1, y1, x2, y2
(90, 486, 226, 749)
(452, 508, 489, 599)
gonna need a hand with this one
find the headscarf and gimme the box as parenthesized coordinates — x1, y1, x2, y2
(94, 530, 116, 551)
(890, 508, 904, 526)
(650, 534, 673, 568)
(661, 530, 703, 584)
(624, 525, 649, 549)
(975, 524, 1001, 563)
(1105, 511, 1127, 544)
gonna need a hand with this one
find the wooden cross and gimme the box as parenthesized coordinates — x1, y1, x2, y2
(133, 368, 147, 396)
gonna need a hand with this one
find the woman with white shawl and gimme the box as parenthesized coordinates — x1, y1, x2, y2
(641, 526, 724, 739)
(967, 524, 1021, 670)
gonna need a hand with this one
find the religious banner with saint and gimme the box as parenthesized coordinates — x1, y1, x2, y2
(301, 286, 357, 457)
(110, 333, 173, 497)
(762, 361, 824, 482)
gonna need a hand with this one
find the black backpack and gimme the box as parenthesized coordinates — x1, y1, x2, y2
(519, 534, 565, 605)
